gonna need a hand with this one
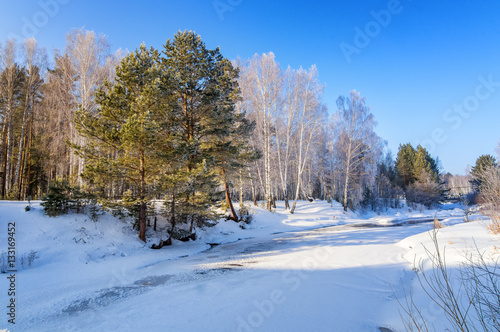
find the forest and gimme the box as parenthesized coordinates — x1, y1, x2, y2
(1, 28, 499, 242)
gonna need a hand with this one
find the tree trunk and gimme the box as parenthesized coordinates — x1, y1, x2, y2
(25, 108, 34, 199)
(13, 86, 30, 195)
(265, 147, 272, 211)
(225, 181, 238, 221)
(222, 168, 238, 221)
(239, 170, 243, 206)
(290, 176, 302, 214)
(1, 127, 7, 199)
(168, 193, 176, 244)
(17, 132, 28, 200)
(5, 120, 12, 194)
(138, 149, 147, 242)
(249, 170, 257, 206)
(139, 201, 147, 242)
(343, 142, 353, 212)
(343, 166, 350, 212)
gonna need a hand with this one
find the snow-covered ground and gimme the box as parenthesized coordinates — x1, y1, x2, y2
(0, 200, 497, 331)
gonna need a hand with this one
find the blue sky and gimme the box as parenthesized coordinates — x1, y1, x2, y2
(1, 0, 499, 174)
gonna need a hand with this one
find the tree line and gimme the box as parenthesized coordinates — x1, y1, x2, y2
(0, 29, 120, 201)
(3, 28, 498, 243)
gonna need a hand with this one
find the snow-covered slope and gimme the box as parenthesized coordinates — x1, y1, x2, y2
(0, 200, 497, 331)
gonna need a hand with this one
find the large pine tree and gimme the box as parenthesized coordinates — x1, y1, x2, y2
(161, 31, 256, 224)
(73, 44, 175, 242)
(71, 32, 257, 243)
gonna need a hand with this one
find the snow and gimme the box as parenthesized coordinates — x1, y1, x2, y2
(0, 199, 498, 331)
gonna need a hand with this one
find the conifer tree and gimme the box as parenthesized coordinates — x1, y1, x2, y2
(395, 143, 416, 189)
(470, 154, 497, 191)
(161, 31, 256, 224)
(396, 143, 440, 189)
(205, 62, 258, 221)
(413, 145, 439, 182)
(395, 143, 442, 206)
(72, 44, 175, 242)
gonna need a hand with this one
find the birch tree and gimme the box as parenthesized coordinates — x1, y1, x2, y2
(0, 39, 23, 198)
(334, 90, 381, 211)
(239, 52, 282, 211)
(275, 67, 299, 209)
(42, 52, 77, 180)
(64, 28, 110, 183)
(289, 66, 325, 213)
(12, 38, 46, 199)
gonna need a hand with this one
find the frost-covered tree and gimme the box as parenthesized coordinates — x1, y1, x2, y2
(64, 28, 110, 184)
(240, 52, 282, 211)
(406, 169, 443, 208)
(474, 164, 500, 224)
(333, 90, 382, 211)
(289, 66, 325, 214)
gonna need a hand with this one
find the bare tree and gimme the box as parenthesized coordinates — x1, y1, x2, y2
(0, 39, 23, 198)
(65, 28, 110, 112)
(333, 90, 382, 211)
(289, 66, 325, 213)
(12, 38, 47, 199)
(239, 52, 282, 211)
(64, 28, 110, 184)
(275, 66, 298, 209)
(42, 52, 77, 181)
(475, 165, 500, 231)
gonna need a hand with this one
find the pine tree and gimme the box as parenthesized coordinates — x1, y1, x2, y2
(395, 143, 416, 189)
(413, 145, 439, 183)
(205, 62, 258, 221)
(395, 143, 442, 206)
(161, 31, 256, 224)
(72, 44, 174, 242)
(470, 154, 497, 192)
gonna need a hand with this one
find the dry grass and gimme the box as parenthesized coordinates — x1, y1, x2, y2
(433, 213, 444, 229)
(486, 219, 500, 234)
(397, 230, 500, 331)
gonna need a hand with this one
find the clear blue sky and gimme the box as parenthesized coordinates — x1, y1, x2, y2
(1, 0, 499, 175)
